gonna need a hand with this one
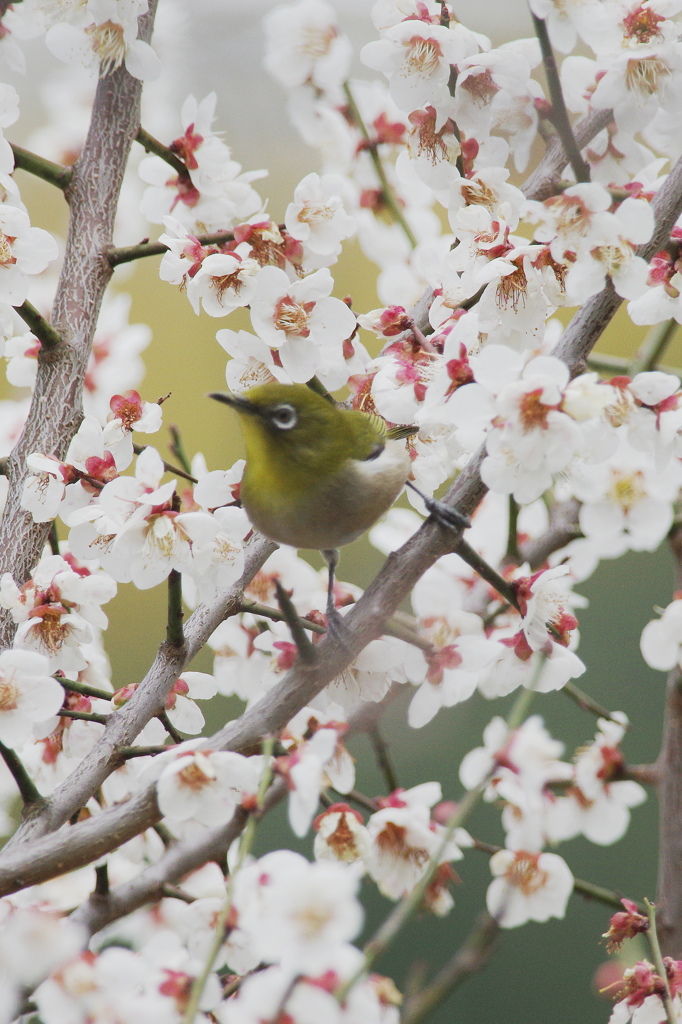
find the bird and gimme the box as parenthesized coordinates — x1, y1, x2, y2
(209, 382, 470, 638)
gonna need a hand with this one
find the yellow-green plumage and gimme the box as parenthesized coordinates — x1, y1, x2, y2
(213, 383, 412, 551)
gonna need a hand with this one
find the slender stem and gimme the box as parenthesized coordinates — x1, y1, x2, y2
(401, 913, 500, 1024)
(336, 685, 537, 1002)
(369, 726, 399, 793)
(274, 579, 317, 664)
(0, 739, 41, 804)
(531, 13, 590, 183)
(167, 569, 185, 648)
(107, 229, 235, 267)
(11, 143, 72, 190)
(15, 301, 63, 350)
(239, 599, 430, 652)
(159, 711, 183, 744)
(342, 81, 417, 248)
(457, 538, 519, 610)
(161, 883, 195, 903)
(169, 425, 193, 476)
(94, 863, 109, 896)
(588, 350, 682, 379)
(506, 496, 520, 563)
(240, 599, 326, 635)
(57, 677, 113, 702)
(132, 443, 198, 484)
(136, 126, 189, 178)
(562, 680, 615, 721)
(48, 522, 60, 557)
(57, 708, 109, 725)
(183, 739, 274, 1024)
(629, 320, 679, 377)
(119, 744, 170, 758)
(645, 899, 677, 1024)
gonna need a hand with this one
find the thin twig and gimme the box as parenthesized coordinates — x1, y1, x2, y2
(167, 569, 185, 648)
(132, 442, 198, 484)
(107, 229, 236, 267)
(369, 726, 399, 793)
(401, 913, 500, 1024)
(169, 425, 193, 476)
(645, 899, 677, 1024)
(136, 125, 188, 178)
(57, 677, 114, 702)
(11, 143, 72, 190)
(57, 708, 109, 725)
(15, 301, 63, 350)
(562, 680, 616, 721)
(274, 579, 317, 665)
(159, 711, 184, 744)
(343, 81, 417, 248)
(457, 538, 519, 609)
(629, 320, 679, 377)
(0, 739, 42, 805)
(531, 13, 590, 183)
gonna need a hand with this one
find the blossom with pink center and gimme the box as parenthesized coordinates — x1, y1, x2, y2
(366, 782, 470, 901)
(156, 747, 260, 826)
(285, 172, 355, 259)
(139, 93, 265, 233)
(0, 203, 58, 306)
(249, 266, 356, 387)
(263, 0, 352, 92)
(607, 958, 682, 1024)
(513, 564, 583, 653)
(361, 21, 470, 126)
(568, 714, 646, 845)
(0, 648, 64, 748)
(314, 803, 371, 868)
(102, 389, 162, 468)
(405, 608, 483, 727)
(569, 433, 682, 554)
(459, 715, 568, 796)
(486, 848, 574, 927)
(45, 0, 161, 81)
(186, 248, 262, 318)
(0, 553, 116, 673)
(234, 850, 363, 974)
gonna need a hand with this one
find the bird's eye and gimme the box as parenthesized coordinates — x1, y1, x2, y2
(270, 403, 298, 430)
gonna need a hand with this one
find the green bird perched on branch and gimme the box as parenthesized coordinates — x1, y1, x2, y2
(210, 383, 470, 637)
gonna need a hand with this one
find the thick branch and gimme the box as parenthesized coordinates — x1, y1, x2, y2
(656, 524, 682, 957)
(0, 4, 158, 650)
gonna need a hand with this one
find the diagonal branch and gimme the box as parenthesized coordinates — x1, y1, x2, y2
(1, 102, 682, 901)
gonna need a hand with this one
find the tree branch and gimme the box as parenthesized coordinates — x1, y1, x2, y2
(531, 12, 590, 183)
(0, 2, 159, 649)
(11, 143, 72, 191)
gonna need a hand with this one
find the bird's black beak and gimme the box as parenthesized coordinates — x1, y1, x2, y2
(208, 392, 260, 417)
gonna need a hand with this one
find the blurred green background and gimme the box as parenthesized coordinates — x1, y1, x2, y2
(4, 2, 682, 1021)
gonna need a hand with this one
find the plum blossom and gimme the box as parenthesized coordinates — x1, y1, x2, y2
(156, 747, 260, 827)
(314, 803, 372, 867)
(249, 265, 357, 387)
(0, 649, 64, 747)
(234, 850, 363, 974)
(607, 958, 682, 1024)
(263, 0, 352, 92)
(44, 0, 161, 81)
(486, 848, 574, 927)
(285, 172, 356, 260)
(139, 93, 265, 233)
(641, 594, 682, 671)
(0, 204, 58, 306)
(366, 782, 470, 902)
(185, 247, 262, 318)
(569, 714, 646, 845)
(0, 553, 116, 673)
(361, 21, 472, 126)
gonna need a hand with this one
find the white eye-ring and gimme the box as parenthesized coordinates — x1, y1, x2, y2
(270, 403, 298, 430)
